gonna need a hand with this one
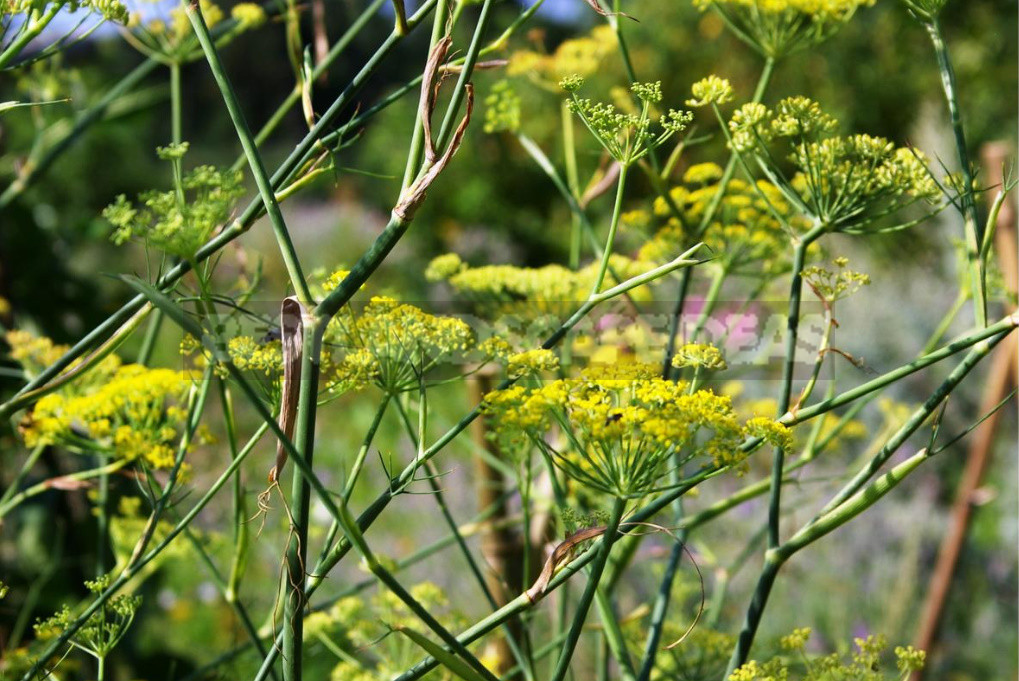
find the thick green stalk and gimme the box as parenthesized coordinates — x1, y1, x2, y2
(219, 383, 249, 603)
(769, 224, 826, 546)
(186, 0, 311, 304)
(926, 19, 986, 327)
(593, 586, 637, 681)
(549, 497, 627, 681)
(562, 101, 583, 269)
(281, 321, 322, 681)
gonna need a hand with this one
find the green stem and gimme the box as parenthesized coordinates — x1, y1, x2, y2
(593, 586, 637, 681)
(219, 382, 249, 604)
(590, 164, 630, 297)
(96, 462, 109, 576)
(563, 100, 583, 269)
(783, 314, 1018, 428)
(281, 320, 322, 681)
(0, 459, 129, 520)
(816, 330, 1010, 517)
(0, 4, 61, 69)
(433, 0, 495, 153)
(769, 225, 825, 546)
(341, 396, 391, 500)
(549, 497, 627, 681)
(170, 61, 182, 145)
(0, 444, 45, 509)
(926, 19, 986, 328)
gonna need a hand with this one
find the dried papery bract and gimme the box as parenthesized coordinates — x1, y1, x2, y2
(394, 36, 475, 221)
(268, 296, 306, 483)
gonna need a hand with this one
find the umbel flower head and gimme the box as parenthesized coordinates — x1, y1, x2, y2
(4, 0, 128, 23)
(562, 77, 692, 166)
(20, 364, 194, 469)
(106, 143, 244, 260)
(326, 296, 474, 394)
(725, 97, 941, 231)
(123, 0, 264, 62)
(483, 361, 791, 497)
(631, 170, 800, 276)
(35, 574, 141, 662)
(506, 24, 617, 84)
(426, 253, 656, 322)
(692, 0, 875, 58)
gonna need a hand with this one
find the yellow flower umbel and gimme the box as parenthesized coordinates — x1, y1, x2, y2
(330, 296, 474, 394)
(19, 364, 192, 469)
(725, 97, 940, 232)
(426, 254, 656, 321)
(693, 0, 874, 58)
(506, 24, 617, 87)
(484, 362, 776, 497)
(123, 0, 262, 63)
(632, 168, 799, 275)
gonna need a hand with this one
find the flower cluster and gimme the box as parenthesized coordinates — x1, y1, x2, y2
(563, 77, 692, 166)
(686, 75, 735, 108)
(693, 0, 874, 57)
(483, 362, 788, 495)
(426, 253, 656, 321)
(484, 80, 522, 134)
(507, 25, 617, 84)
(328, 296, 474, 393)
(106, 146, 244, 260)
(802, 257, 871, 302)
(672, 342, 727, 371)
(20, 363, 193, 469)
(630, 172, 799, 275)
(4, 0, 128, 23)
(35, 574, 141, 663)
(726, 98, 940, 230)
(506, 348, 560, 378)
(730, 631, 924, 680)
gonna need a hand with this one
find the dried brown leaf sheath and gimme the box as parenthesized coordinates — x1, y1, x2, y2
(524, 525, 606, 603)
(393, 37, 475, 222)
(268, 296, 304, 483)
